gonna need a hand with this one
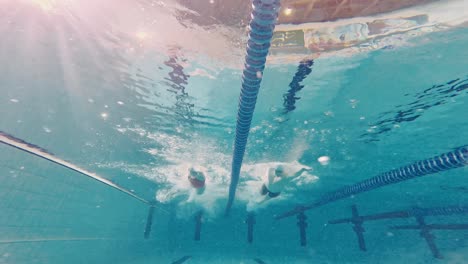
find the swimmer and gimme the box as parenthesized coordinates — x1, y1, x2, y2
(187, 166, 206, 195)
(260, 164, 311, 199)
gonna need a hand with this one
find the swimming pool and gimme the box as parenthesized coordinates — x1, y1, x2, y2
(1, 0, 467, 263)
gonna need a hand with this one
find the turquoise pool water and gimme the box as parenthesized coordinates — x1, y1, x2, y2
(1, 1, 467, 263)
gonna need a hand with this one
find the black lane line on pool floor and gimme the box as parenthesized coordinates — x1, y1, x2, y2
(171, 255, 191, 264)
(329, 204, 468, 258)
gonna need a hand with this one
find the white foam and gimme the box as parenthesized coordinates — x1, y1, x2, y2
(98, 125, 321, 218)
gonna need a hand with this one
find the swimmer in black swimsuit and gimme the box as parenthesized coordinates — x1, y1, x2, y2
(260, 165, 311, 199)
(260, 183, 281, 198)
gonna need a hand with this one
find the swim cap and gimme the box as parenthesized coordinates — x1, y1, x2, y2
(188, 166, 206, 188)
(275, 164, 285, 175)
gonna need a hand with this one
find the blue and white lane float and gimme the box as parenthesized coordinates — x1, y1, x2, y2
(276, 146, 468, 219)
(226, 0, 280, 215)
(225, 0, 281, 215)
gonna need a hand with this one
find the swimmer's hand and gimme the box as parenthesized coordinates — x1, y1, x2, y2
(294, 167, 312, 177)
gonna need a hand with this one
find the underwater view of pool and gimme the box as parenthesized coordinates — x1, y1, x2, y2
(0, 0, 467, 263)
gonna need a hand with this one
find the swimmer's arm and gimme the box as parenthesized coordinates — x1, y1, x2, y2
(267, 168, 276, 184)
(292, 168, 311, 178)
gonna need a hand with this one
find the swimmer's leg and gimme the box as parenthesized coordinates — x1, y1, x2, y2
(196, 186, 206, 195)
(268, 191, 281, 198)
(260, 184, 268, 196)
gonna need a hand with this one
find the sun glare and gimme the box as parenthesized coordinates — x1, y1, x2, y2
(136, 31, 149, 41)
(30, 0, 57, 11)
(283, 7, 293, 16)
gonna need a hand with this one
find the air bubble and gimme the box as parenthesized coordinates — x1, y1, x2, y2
(318, 156, 330, 165)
